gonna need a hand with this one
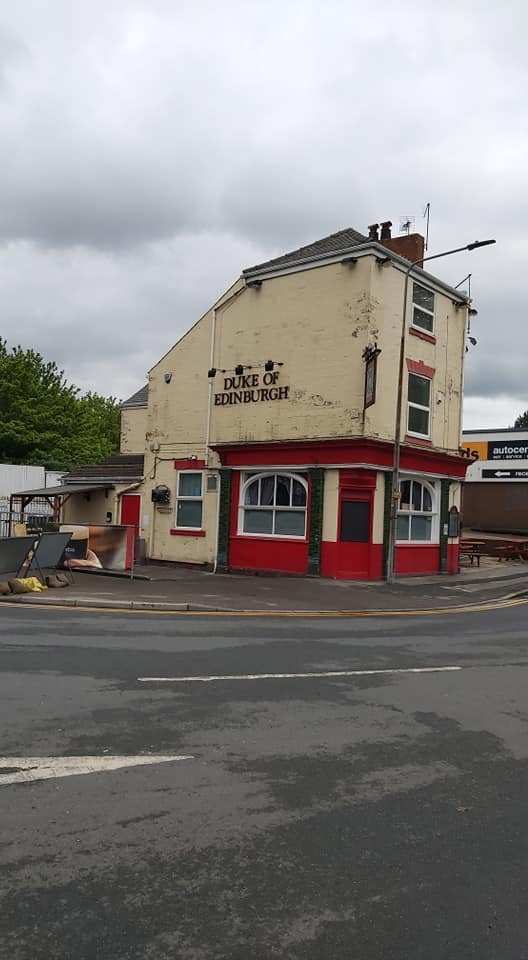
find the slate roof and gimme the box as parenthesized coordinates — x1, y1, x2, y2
(64, 454, 144, 483)
(122, 385, 148, 408)
(243, 227, 368, 276)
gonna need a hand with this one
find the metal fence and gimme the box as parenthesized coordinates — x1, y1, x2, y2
(0, 497, 58, 538)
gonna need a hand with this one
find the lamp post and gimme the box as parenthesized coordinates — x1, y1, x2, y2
(386, 238, 496, 583)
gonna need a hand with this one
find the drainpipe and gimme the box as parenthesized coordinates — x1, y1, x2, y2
(212, 473, 221, 574)
(204, 307, 217, 467)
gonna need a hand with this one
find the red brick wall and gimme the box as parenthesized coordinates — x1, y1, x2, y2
(382, 233, 425, 265)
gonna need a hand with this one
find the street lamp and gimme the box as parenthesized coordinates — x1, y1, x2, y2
(386, 238, 496, 583)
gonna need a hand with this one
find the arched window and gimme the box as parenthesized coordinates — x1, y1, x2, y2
(240, 472, 308, 538)
(397, 478, 436, 542)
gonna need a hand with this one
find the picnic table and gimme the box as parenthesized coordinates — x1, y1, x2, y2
(459, 539, 486, 566)
(495, 540, 528, 562)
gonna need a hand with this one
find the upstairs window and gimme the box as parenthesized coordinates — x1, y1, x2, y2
(175, 472, 203, 529)
(412, 282, 435, 333)
(407, 373, 431, 438)
(240, 473, 307, 538)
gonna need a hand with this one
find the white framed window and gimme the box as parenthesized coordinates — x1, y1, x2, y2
(175, 471, 203, 529)
(397, 478, 437, 542)
(407, 373, 431, 438)
(239, 472, 308, 538)
(412, 282, 435, 333)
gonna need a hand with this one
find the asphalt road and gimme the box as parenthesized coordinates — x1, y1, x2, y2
(2, 603, 528, 959)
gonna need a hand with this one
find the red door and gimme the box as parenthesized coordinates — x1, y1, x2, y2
(121, 494, 141, 537)
(336, 494, 372, 579)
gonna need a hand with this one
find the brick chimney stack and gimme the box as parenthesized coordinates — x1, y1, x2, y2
(380, 227, 425, 265)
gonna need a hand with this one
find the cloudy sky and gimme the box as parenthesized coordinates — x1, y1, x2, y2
(0, 1, 524, 427)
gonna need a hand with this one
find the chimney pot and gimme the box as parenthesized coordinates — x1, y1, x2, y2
(368, 223, 379, 241)
(380, 220, 392, 241)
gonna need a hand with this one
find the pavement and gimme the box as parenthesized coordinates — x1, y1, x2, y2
(1, 556, 528, 613)
(3, 602, 528, 958)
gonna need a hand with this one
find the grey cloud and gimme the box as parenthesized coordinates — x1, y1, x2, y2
(0, 0, 526, 425)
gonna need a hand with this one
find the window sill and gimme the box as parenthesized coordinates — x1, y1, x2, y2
(396, 541, 438, 546)
(404, 434, 433, 447)
(234, 533, 307, 542)
(409, 327, 436, 345)
(170, 528, 206, 537)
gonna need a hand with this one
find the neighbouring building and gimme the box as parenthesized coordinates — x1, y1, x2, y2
(134, 220, 470, 578)
(9, 455, 144, 541)
(0, 464, 63, 534)
(8, 385, 149, 540)
(120, 385, 148, 454)
(462, 429, 528, 534)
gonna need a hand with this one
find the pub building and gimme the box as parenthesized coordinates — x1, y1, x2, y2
(131, 221, 470, 579)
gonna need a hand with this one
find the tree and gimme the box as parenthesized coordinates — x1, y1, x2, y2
(0, 339, 121, 469)
(514, 411, 528, 429)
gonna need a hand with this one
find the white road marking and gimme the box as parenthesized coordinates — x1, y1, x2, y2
(0, 754, 193, 786)
(137, 666, 462, 684)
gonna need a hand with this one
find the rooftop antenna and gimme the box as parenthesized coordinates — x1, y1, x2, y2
(399, 216, 415, 235)
(423, 202, 431, 251)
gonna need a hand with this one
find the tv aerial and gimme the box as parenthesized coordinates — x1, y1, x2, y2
(399, 216, 415, 235)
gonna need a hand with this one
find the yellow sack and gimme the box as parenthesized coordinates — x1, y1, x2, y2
(11, 577, 48, 593)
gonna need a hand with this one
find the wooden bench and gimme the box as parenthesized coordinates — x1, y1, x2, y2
(459, 540, 485, 566)
(495, 543, 528, 562)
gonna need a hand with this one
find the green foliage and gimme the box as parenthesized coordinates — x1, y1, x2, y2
(514, 410, 528, 429)
(0, 339, 121, 470)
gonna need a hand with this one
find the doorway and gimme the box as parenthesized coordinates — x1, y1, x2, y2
(336, 494, 372, 579)
(120, 494, 141, 538)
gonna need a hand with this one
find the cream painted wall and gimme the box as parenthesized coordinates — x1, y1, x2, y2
(120, 406, 147, 454)
(322, 469, 339, 542)
(144, 258, 465, 458)
(372, 471, 386, 545)
(367, 263, 466, 452)
(142, 456, 218, 565)
(209, 259, 374, 444)
(62, 488, 120, 525)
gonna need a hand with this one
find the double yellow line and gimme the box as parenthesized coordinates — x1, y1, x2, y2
(1, 596, 526, 618)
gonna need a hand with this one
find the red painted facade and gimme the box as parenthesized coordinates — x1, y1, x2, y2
(228, 470, 309, 574)
(213, 439, 466, 580)
(213, 438, 467, 478)
(174, 458, 206, 470)
(395, 544, 439, 576)
(320, 542, 383, 580)
(447, 542, 460, 574)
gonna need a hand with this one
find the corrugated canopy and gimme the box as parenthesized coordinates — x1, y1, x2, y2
(11, 483, 115, 498)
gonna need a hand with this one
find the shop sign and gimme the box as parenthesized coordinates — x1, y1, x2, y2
(214, 371, 289, 406)
(364, 354, 378, 408)
(363, 344, 380, 410)
(482, 468, 528, 479)
(460, 441, 487, 461)
(487, 440, 528, 460)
